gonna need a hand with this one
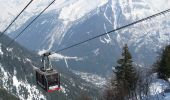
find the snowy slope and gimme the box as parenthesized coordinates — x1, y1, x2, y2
(0, 34, 101, 100)
(0, 64, 46, 100)
(0, 35, 46, 99)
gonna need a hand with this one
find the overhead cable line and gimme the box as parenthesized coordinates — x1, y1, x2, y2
(7, 0, 56, 47)
(53, 8, 170, 53)
(6, 7, 170, 54)
(0, 0, 34, 38)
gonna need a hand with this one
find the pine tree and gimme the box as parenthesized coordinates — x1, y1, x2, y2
(104, 44, 138, 100)
(156, 45, 170, 80)
(114, 44, 137, 99)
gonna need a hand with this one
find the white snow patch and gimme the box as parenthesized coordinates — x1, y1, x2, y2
(13, 69, 46, 100)
(17, 57, 21, 61)
(0, 64, 9, 90)
(40, 20, 47, 25)
(25, 58, 31, 62)
(6, 47, 13, 52)
(99, 24, 112, 44)
(64, 58, 69, 68)
(60, 85, 68, 96)
(100, 37, 106, 43)
(93, 48, 100, 56)
(59, 0, 108, 24)
(104, 5, 112, 24)
(150, 79, 169, 95)
(12, 71, 20, 88)
(0, 44, 3, 55)
(100, 34, 112, 44)
(105, 34, 112, 43)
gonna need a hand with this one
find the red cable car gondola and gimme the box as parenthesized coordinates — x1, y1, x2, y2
(36, 52, 61, 92)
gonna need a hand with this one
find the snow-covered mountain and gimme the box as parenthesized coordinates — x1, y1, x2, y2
(1, 0, 170, 76)
(0, 0, 107, 35)
(1, 0, 170, 99)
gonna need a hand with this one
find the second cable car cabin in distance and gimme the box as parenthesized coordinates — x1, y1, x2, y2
(35, 52, 61, 92)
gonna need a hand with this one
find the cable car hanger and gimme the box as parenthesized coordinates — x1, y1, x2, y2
(36, 52, 61, 92)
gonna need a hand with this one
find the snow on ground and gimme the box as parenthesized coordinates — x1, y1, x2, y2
(146, 73, 170, 100)
(0, 64, 9, 90)
(64, 58, 69, 68)
(0, 64, 46, 100)
(25, 58, 31, 62)
(60, 85, 67, 95)
(149, 73, 169, 95)
(72, 70, 106, 88)
(0, 44, 3, 55)
(6, 47, 13, 52)
(150, 79, 169, 95)
(12, 69, 45, 100)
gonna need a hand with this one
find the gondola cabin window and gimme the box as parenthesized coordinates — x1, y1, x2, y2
(47, 74, 58, 86)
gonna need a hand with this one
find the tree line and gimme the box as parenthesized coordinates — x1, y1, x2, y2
(103, 44, 170, 100)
